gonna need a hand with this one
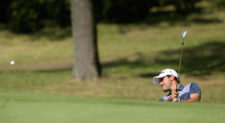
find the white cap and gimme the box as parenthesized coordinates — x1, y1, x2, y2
(153, 69, 178, 84)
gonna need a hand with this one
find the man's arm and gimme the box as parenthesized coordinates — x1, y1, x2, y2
(181, 93, 201, 102)
(167, 93, 201, 102)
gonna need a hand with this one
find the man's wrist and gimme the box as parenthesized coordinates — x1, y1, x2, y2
(166, 96, 173, 102)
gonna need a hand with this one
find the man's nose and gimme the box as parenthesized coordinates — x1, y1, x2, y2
(159, 81, 163, 85)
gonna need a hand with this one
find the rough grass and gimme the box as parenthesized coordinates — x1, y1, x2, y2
(0, 10, 225, 103)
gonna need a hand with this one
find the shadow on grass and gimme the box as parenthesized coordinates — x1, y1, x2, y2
(30, 27, 72, 41)
(103, 41, 225, 77)
(0, 24, 72, 41)
(155, 41, 225, 76)
(105, 11, 223, 35)
(143, 11, 223, 26)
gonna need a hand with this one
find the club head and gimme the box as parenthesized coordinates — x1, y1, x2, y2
(182, 30, 187, 39)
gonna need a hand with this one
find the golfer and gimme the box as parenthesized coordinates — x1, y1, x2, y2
(153, 69, 201, 102)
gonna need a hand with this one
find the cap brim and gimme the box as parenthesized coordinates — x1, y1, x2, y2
(153, 74, 166, 84)
(153, 76, 160, 84)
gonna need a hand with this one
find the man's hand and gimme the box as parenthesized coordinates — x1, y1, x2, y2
(172, 91, 180, 102)
(172, 91, 179, 99)
(172, 98, 180, 102)
(166, 91, 179, 102)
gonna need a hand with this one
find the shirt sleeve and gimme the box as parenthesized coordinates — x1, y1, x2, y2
(190, 82, 201, 95)
(159, 98, 165, 101)
(159, 95, 171, 102)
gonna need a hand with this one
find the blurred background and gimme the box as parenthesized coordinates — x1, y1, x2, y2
(0, 0, 225, 103)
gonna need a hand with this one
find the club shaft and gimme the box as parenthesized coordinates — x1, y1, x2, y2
(177, 39, 184, 91)
(178, 39, 184, 76)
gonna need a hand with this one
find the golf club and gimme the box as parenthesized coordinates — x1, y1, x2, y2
(176, 30, 187, 91)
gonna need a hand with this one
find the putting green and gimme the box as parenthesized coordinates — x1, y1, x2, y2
(0, 92, 224, 123)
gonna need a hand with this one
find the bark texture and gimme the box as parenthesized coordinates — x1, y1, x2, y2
(71, 0, 101, 81)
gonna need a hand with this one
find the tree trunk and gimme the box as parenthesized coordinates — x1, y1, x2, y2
(71, 0, 101, 81)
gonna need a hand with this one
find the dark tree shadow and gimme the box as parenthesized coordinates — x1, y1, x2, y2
(143, 11, 223, 26)
(30, 27, 72, 41)
(157, 41, 225, 76)
(103, 41, 225, 77)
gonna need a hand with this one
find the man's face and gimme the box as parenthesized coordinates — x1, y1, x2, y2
(159, 76, 171, 92)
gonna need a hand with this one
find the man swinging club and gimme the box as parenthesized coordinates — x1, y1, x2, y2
(153, 69, 201, 102)
(153, 31, 201, 102)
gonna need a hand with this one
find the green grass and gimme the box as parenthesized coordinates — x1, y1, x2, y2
(0, 10, 225, 103)
(1, 92, 225, 123)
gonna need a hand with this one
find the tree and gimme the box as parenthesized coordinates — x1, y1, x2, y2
(70, 0, 101, 81)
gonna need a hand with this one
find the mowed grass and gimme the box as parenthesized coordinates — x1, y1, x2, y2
(0, 92, 225, 123)
(0, 10, 225, 103)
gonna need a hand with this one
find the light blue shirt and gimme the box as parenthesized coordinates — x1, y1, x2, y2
(159, 82, 201, 101)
